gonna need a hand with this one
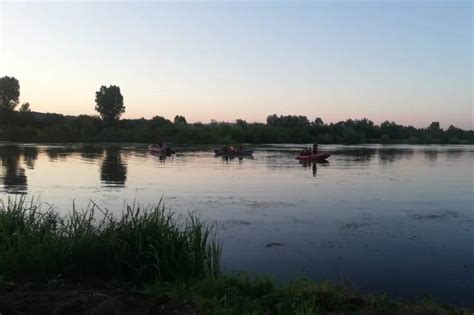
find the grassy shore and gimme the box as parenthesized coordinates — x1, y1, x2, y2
(0, 198, 470, 314)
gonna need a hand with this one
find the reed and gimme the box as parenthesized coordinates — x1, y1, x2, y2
(0, 196, 221, 284)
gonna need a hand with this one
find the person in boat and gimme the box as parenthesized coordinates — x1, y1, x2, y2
(300, 148, 309, 156)
(312, 143, 318, 154)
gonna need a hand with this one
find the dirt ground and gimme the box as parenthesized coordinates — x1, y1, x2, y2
(0, 282, 197, 315)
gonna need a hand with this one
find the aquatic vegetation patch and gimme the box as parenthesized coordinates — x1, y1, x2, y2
(408, 210, 459, 220)
(341, 221, 370, 230)
(265, 242, 284, 248)
(341, 212, 375, 232)
(219, 219, 252, 231)
(242, 200, 296, 209)
(228, 219, 251, 226)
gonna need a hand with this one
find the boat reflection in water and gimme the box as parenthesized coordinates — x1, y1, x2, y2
(299, 160, 329, 177)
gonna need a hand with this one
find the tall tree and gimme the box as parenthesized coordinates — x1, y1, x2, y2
(94, 85, 125, 124)
(0, 76, 20, 112)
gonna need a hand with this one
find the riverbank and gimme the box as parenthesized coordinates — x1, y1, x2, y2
(0, 199, 470, 314)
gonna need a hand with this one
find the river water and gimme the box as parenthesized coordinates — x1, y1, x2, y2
(0, 143, 473, 306)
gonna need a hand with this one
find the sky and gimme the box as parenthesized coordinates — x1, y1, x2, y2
(0, 1, 472, 129)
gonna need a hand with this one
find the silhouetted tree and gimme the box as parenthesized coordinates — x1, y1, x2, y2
(428, 121, 441, 131)
(0, 76, 20, 112)
(266, 114, 310, 128)
(19, 102, 31, 112)
(174, 115, 187, 125)
(426, 121, 443, 141)
(16, 102, 33, 126)
(94, 85, 125, 124)
(342, 126, 361, 144)
(445, 125, 464, 143)
(22, 146, 38, 169)
(236, 119, 248, 127)
(151, 116, 172, 128)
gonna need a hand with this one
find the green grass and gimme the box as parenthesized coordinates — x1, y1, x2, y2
(0, 197, 221, 284)
(147, 274, 467, 314)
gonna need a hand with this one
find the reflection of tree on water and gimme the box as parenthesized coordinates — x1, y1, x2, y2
(22, 146, 38, 169)
(424, 150, 439, 163)
(445, 149, 465, 161)
(46, 147, 75, 161)
(101, 147, 127, 187)
(378, 148, 414, 164)
(0, 145, 27, 194)
(45, 145, 105, 163)
(337, 148, 376, 163)
(332, 148, 375, 166)
(80, 145, 104, 162)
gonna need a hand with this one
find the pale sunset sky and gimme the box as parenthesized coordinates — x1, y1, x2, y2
(0, 1, 472, 128)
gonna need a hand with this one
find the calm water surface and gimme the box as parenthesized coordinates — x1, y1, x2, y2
(0, 143, 473, 306)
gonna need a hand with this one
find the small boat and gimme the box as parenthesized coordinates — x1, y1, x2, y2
(295, 153, 330, 161)
(148, 145, 175, 155)
(214, 147, 254, 157)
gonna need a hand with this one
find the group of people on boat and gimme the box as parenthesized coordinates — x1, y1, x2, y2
(148, 141, 174, 155)
(215, 145, 254, 157)
(299, 143, 319, 156)
(156, 142, 169, 151)
(220, 145, 243, 154)
(149, 142, 329, 161)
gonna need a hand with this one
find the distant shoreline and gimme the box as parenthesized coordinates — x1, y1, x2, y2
(0, 139, 472, 145)
(1, 112, 472, 145)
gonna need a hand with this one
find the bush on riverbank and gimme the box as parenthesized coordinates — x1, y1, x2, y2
(0, 198, 470, 314)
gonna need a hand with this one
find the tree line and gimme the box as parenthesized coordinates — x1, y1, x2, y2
(0, 76, 472, 144)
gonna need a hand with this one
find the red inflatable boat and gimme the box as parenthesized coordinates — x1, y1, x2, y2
(295, 153, 331, 161)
